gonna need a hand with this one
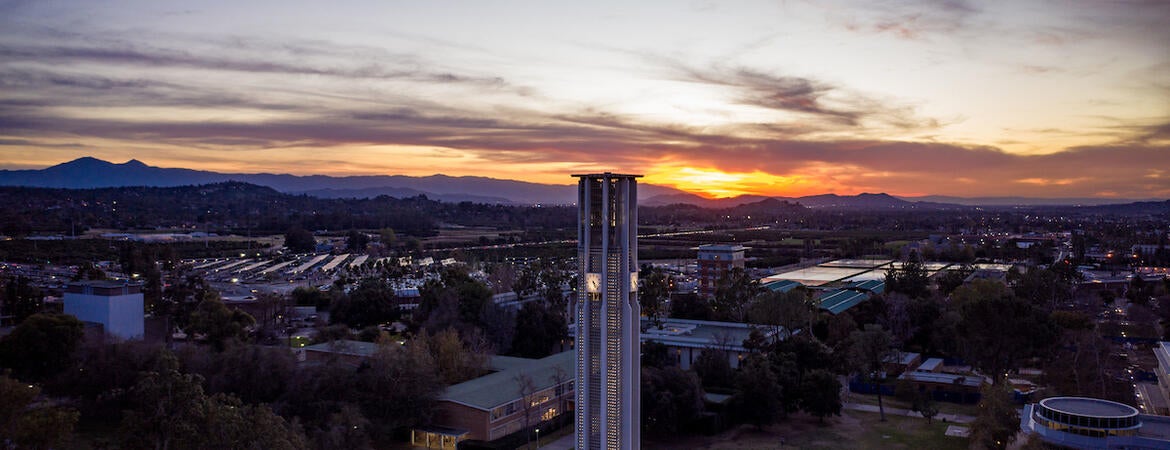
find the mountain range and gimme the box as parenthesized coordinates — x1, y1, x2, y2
(0, 157, 684, 205)
(0, 157, 1163, 209)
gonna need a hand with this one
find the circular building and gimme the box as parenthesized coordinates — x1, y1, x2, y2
(1032, 397, 1140, 438)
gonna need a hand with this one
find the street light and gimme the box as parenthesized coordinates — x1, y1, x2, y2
(535, 428, 540, 448)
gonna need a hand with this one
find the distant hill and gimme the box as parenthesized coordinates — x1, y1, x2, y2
(897, 195, 1158, 206)
(641, 193, 771, 208)
(645, 191, 969, 210)
(0, 157, 686, 205)
(4, 158, 1162, 209)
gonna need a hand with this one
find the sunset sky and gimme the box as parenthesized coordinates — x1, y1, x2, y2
(1, 0, 1167, 198)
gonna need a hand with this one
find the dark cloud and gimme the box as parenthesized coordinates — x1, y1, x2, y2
(649, 58, 940, 132)
(0, 41, 508, 86)
(0, 69, 303, 111)
(0, 138, 83, 148)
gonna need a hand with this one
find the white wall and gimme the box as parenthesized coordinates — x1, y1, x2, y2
(64, 292, 144, 340)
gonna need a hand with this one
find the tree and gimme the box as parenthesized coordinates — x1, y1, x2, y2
(486, 263, 517, 295)
(746, 289, 813, 342)
(187, 298, 255, 351)
(198, 394, 309, 450)
(417, 268, 493, 329)
(1011, 266, 1073, 308)
(848, 324, 896, 421)
(314, 404, 372, 450)
(2, 276, 44, 323)
(954, 280, 1058, 379)
(47, 339, 167, 420)
(0, 313, 84, 382)
(641, 366, 704, 436)
(346, 229, 370, 252)
(478, 299, 516, 355)
(378, 228, 397, 248)
(118, 354, 214, 450)
(514, 372, 538, 448)
(969, 380, 1019, 450)
(640, 265, 672, 328)
(330, 278, 401, 329)
(292, 286, 331, 310)
(799, 370, 842, 423)
(423, 328, 488, 385)
(72, 262, 108, 281)
(178, 342, 297, 405)
(669, 293, 713, 321)
(352, 341, 444, 439)
(914, 392, 939, 424)
(734, 355, 782, 429)
(549, 365, 571, 429)
(692, 348, 735, 390)
(897, 377, 940, 424)
(119, 352, 307, 450)
(642, 341, 673, 368)
(712, 268, 761, 321)
(0, 373, 79, 450)
(885, 253, 930, 299)
(935, 264, 972, 296)
(285, 227, 317, 253)
(510, 301, 567, 359)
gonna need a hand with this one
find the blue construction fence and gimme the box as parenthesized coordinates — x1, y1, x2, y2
(849, 376, 981, 404)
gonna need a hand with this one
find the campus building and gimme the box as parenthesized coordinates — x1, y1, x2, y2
(1152, 341, 1170, 416)
(573, 173, 640, 450)
(419, 351, 576, 447)
(696, 244, 746, 298)
(63, 280, 144, 340)
(1021, 396, 1170, 449)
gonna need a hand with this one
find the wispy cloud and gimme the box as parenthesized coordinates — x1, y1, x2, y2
(829, 0, 979, 40)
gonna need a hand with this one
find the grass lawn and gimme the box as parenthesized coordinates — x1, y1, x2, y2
(646, 409, 967, 450)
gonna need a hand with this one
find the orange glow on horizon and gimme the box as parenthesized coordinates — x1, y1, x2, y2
(642, 166, 825, 198)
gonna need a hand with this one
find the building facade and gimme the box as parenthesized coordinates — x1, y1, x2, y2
(574, 173, 640, 450)
(63, 280, 144, 340)
(1152, 341, 1170, 416)
(424, 351, 576, 447)
(1020, 396, 1170, 449)
(696, 244, 746, 298)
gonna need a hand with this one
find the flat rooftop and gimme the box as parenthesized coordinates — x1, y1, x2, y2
(819, 259, 893, 269)
(766, 266, 867, 286)
(898, 371, 988, 388)
(697, 244, 747, 251)
(1139, 414, 1170, 440)
(1040, 397, 1139, 418)
(440, 351, 575, 411)
(640, 318, 779, 351)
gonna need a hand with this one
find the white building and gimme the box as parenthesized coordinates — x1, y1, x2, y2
(1021, 396, 1170, 449)
(573, 173, 640, 450)
(64, 280, 144, 340)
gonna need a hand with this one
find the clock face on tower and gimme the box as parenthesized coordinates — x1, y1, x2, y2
(585, 273, 601, 293)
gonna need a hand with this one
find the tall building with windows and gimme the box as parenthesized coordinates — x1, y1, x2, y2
(696, 244, 746, 298)
(573, 173, 640, 450)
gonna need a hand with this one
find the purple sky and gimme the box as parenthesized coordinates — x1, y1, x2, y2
(1, 0, 1167, 198)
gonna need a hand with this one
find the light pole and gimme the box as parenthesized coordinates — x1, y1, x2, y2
(534, 428, 540, 448)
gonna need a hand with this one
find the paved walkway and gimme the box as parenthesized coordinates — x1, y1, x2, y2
(842, 402, 976, 424)
(535, 432, 574, 450)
